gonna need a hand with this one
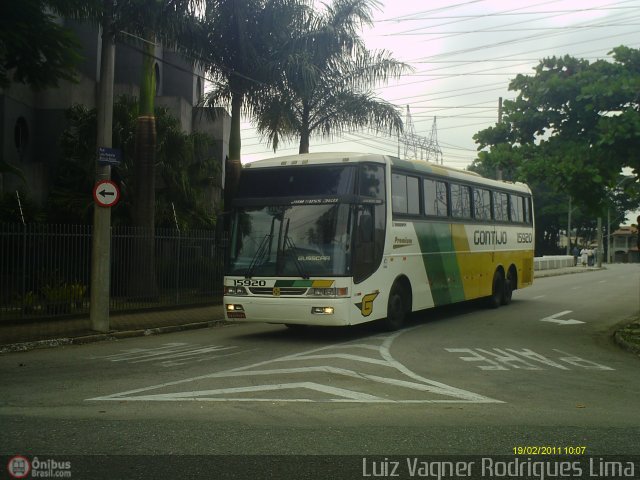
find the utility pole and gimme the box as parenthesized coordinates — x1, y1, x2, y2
(566, 196, 572, 255)
(597, 217, 603, 268)
(496, 97, 503, 181)
(90, 0, 115, 332)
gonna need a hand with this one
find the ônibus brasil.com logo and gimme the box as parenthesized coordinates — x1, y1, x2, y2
(7, 456, 30, 479)
(7, 456, 72, 478)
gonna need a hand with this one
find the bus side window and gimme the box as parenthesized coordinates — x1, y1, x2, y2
(353, 208, 375, 283)
(524, 196, 532, 223)
(493, 191, 509, 222)
(473, 188, 492, 220)
(451, 183, 471, 218)
(392, 174, 408, 213)
(510, 194, 524, 223)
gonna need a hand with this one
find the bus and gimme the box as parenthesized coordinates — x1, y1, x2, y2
(223, 152, 534, 330)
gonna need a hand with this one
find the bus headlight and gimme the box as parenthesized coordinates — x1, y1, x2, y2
(307, 287, 348, 297)
(311, 306, 334, 315)
(226, 304, 246, 319)
(224, 286, 248, 296)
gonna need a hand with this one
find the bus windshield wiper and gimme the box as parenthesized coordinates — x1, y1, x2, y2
(284, 235, 309, 279)
(281, 218, 309, 279)
(246, 234, 271, 279)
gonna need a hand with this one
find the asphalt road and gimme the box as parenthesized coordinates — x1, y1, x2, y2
(1, 264, 638, 477)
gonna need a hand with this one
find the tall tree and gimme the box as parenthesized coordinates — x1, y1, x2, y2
(106, 0, 204, 298)
(474, 46, 640, 214)
(0, 0, 102, 89)
(51, 97, 219, 228)
(255, 0, 409, 154)
(199, 0, 308, 214)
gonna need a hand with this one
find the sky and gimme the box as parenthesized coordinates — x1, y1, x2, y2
(238, 0, 640, 172)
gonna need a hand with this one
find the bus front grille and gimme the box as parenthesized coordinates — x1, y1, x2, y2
(249, 287, 307, 296)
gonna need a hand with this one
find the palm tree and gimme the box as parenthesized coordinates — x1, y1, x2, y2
(255, 0, 410, 154)
(105, 0, 204, 298)
(199, 0, 308, 214)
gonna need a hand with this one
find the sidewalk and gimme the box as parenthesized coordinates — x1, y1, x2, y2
(0, 265, 610, 353)
(0, 304, 227, 353)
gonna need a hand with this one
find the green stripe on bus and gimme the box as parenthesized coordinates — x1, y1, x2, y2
(274, 280, 334, 288)
(414, 223, 465, 306)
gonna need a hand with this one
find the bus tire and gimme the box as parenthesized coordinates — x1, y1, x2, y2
(502, 267, 515, 305)
(384, 286, 406, 331)
(487, 270, 503, 309)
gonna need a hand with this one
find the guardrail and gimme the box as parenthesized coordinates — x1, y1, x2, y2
(534, 255, 575, 271)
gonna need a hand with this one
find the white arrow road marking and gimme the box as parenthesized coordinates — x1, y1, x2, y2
(540, 310, 584, 325)
(87, 328, 501, 404)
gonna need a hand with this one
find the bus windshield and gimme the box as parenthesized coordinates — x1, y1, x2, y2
(227, 203, 352, 277)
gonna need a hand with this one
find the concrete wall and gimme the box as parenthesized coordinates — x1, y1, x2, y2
(534, 255, 575, 271)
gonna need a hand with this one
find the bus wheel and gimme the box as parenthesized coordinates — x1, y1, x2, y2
(384, 286, 406, 331)
(502, 268, 515, 305)
(487, 270, 504, 309)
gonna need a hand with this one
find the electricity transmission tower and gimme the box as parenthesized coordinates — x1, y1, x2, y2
(400, 105, 443, 164)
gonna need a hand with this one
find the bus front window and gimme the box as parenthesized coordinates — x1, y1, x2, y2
(228, 203, 352, 277)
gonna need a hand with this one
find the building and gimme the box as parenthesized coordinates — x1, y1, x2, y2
(0, 19, 230, 212)
(611, 225, 639, 263)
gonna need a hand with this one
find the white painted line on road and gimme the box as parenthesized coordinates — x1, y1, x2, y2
(446, 348, 613, 371)
(532, 295, 545, 300)
(129, 346, 237, 363)
(152, 382, 387, 402)
(552, 350, 614, 370)
(87, 328, 502, 404)
(597, 280, 607, 284)
(90, 343, 251, 367)
(540, 311, 584, 325)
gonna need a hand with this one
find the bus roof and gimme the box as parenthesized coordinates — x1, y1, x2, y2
(243, 152, 531, 194)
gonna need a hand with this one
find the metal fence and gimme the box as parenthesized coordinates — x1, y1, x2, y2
(0, 223, 226, 321)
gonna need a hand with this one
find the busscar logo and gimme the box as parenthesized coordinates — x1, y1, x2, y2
(355, 291, 379, 317)
(7, 456, 30, 479)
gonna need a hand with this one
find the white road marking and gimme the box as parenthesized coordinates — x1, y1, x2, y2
(87, 328, 501, 404)
(532, 295, 545, 300)
(552, 350, 614, 370)
(540, 310, 584, 325)
(89, 343, 247, 367)
(446, 348, 613, 371)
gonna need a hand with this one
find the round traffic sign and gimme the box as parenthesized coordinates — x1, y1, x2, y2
(93, 180, 120, 207)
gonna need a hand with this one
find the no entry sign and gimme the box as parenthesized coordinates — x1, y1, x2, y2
(93, 180, 120, 207)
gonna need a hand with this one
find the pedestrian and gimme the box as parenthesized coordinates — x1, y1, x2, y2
(572, 246, 579, 266)
(587, 248, 594, 266)
(580, 247, 588, 267)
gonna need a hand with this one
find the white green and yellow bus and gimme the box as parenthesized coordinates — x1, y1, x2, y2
(223, 152, 534, 329)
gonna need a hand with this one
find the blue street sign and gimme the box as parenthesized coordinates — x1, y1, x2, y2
(97, 147, 122, 166)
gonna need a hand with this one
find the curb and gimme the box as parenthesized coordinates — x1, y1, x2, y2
(0, 319, 230, 354)
(613, 316, 640, 357)
(534, 267, 604, 278)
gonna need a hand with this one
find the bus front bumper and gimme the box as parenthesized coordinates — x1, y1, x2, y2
(223, 296, 353, 326)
